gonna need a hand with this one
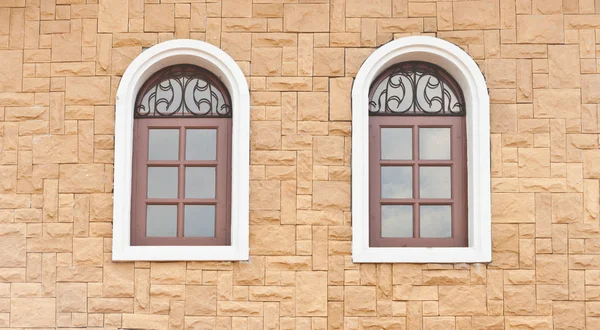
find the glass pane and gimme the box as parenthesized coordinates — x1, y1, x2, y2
(419, 166, 451, 199)
(147, 167, 178, 198)
(184, 205, 215, 237)
(381, 166, 412, 198)
(146, 205, 177, 237)
(149, 129, 179, 160)
(185, 167, 216, 198)
(381, 205, 413, 238)
(186, 129, 217, 160)
(381, 128, 412, 160)
(419, 128, 451, 160)
(420, 205, 452, 238)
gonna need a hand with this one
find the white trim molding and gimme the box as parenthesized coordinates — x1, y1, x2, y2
(351, 36, 491, 263)
(112, 39, 250, 261)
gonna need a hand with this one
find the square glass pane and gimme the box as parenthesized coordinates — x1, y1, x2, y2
(184, 205, 215, 237)
(381, 205, 413, 238)
(149, 129, 179, 160)
(146, 205, 177, 237)
(420, 205, 452, 238)
(381, 128, 412, 160)
(147, 167, 178, 198)
(381, 166, 412, 198)
(420, 166, 451, 199)
(186, 129, 217, 160)
(185, 167, 216, 198)
(419, 128, 451, 160)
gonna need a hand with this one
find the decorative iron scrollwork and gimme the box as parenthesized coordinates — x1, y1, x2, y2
(369, 62, 465, 116)
(135, 64, 232, 118)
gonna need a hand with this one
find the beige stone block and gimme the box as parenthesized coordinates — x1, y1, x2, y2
(437, 286, 486, 315)
(251, 121, 281, 150)
(330, 78, 352, 121)
(344, 286, 376, 316)
(104, 261, 134, 297)
(312, 181, 350, 210)
(249, 286, 294, 301)
(313, 136, 344, 165)
(491, 193, 535, 223)
(582, 74, 600, 104)
(296, 271, 327, 316)
(250, 180, 280, 210)
(346, 0, 391, 17)
(422, 270, 470, 285)
(536, 254, 568, 284)
(88, 297, 133, 313)
(0, 50, 22, 93)
(122, 314, 169, 329)
(32, 135, 77, 164)
(490, 104, 517, 133)
(98, 0, 128, 32)
(533, 89, 581, 119)
(59, 164, 105, 193)
(554, 301, 585, 329)
(564, 14, 600, 29)
(517, 15, 564, 43)
(548, 45, 581, 89)
(151, 262, 185, 285)
(505, 317, 552, 329)
(250, 225, 295, 255)
(65, 77, 110, 105)
(221, 33, 251, 61)
(314, 48, 344, 77)
(222, 0, 251, 18)
(552, 193, 583, 223)
(504, 285, 536, 315)
(284, 4, 329, 32)
(251, 48, 282, 76)
(298, 92, 328, 121)
(266, 256, 312, 271)
(518, 148, 550, 177)
(486, 59, 516, 88)
(145, 4, 175, 32)
(0, 238, 25, 267)
(10, 298, 55, 327)
(72, 237, 103, 266)
(56, 283, 86, 312)
(453, 0, 500, 30)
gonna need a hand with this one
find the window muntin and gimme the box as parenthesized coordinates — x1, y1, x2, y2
(131, 64, 232, 246)
(369, 62, 467, 248)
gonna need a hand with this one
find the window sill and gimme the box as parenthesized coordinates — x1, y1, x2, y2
(112, 244, 248, 261)
(352, 246, 491, 263)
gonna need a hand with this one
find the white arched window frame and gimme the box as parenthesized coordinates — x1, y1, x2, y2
(352, 36, 491, 263)
(112, 40, 249, 261)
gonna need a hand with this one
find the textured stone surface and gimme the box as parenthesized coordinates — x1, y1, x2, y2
(0, 0, 598, 327)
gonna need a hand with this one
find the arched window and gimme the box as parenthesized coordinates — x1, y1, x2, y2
(352, 36, 491, 263)
(131, 65, 232, 246)
(113, 40, 249, 261)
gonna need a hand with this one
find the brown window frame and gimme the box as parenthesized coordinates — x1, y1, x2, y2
(130, 64, 232, 246)
(368, 61, 468, 248)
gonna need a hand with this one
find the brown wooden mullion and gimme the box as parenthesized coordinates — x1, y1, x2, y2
(413, 124, 420, 239)
(177, 126, 186, 237)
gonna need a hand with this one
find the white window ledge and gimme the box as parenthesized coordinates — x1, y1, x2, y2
(351, 36, 491, 263)
(112, 39, 249, 261)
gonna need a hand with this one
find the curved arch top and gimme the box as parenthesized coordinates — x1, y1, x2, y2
(351, 36, 491, 263)
(113, 39, 250, 261)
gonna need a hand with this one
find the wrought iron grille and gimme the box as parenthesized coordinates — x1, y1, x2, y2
(368, 61, 465, 116)
(134, 64, 232, 118)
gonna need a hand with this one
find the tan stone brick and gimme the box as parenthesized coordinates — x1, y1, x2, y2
(314, 48, 344, 77)
(251, 48, 282, 76)
(453, 0, 500, 30)
(582, 74, 600, 104)
(0, 238, 25, 267)
(250, 225, 295, 255)
(64, 77, 110, 105)
(122, 314, 169, 330)
(145, 4, 175, 32)
(284, 4, 329, 32)
(504, 285, 536, 315)
(88, 297, 133, 313)
(533, 89, 581, 119)
(250, 180, 280, 210)
(346, 0, 391, 17)
(548, 45, 581, 89)
(222, 0, 252, 18)
(298, 92, 328, 121)
(296, 271, 327, 316)
(554, 301, 585, 329)
(10, 298, 55, 327)
(486, 59, 516, 88)
(56, 283, 86, 312)
(32, 135, 77, 164)
(0, 50, 22, 93)
(312, 181, 350, 210)
(552, 193, 583, 223)
(330, 78, 352, 121)
(518, 148, 550, 177)
(517, 15, 564, 43)
(393, 285, 438, 300)
(313, 136, 344, 165)
(491, 193, 535, 223)
(251, 121, 281, 150)
(58, 164, 105, 193)
(98, 0, 128, 32)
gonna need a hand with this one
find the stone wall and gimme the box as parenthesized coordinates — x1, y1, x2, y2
(0, 0, 599, 328)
